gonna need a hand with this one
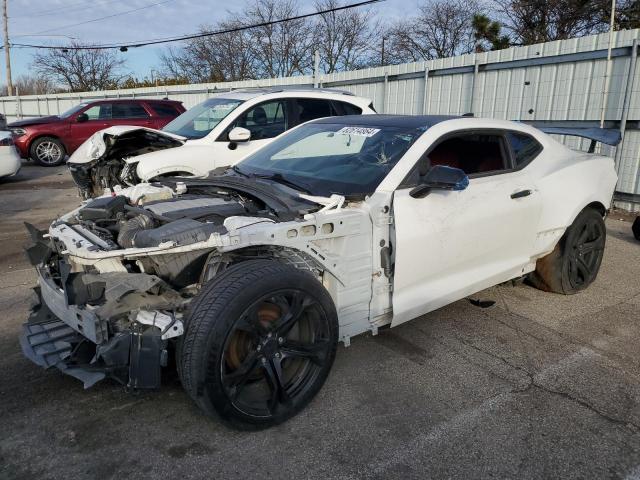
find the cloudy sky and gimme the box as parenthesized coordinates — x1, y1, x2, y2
(8, 0, 412, 80)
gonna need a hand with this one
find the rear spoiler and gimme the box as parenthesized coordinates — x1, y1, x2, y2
(537, 127, 622, 153)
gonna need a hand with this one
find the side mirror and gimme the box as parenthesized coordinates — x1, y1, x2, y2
(76, 113, 89, 123)
(409, 165, 469, 199)
(228, 127, 251, 143)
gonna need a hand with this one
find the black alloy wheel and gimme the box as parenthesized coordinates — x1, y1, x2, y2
(220, 290, 333, 419)
(565, 214, 606, 290)
(529, 207, 606, 294)
(178, 259, 338, 429)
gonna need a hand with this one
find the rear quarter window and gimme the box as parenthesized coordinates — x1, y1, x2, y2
(507, 132, 543, 167)
(150, 103, 181, 117)
(334, 101, 363, 115)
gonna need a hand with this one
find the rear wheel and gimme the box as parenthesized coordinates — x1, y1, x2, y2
(529, 208, 606, 294)
(178, 259, 338, 429)
(30, 136, 66, 166)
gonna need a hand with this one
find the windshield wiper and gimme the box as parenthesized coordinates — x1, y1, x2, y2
(252, 173, 312, 194)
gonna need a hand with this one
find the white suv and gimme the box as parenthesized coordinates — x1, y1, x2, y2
(68, 88, 375, 197)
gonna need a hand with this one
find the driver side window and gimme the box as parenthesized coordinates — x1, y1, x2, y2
(225, 100, 288, 141)
(83, 104, 112, 120)
(406, 131, 510, 186)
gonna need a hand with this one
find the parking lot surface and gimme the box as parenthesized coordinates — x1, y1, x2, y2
(1, 164, 639, 480)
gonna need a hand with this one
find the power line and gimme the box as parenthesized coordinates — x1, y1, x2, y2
(26, 0, 175, 35)
(8, 0, 383, 50)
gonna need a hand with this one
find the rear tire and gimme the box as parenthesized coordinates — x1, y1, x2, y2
(529, 208, 606, 294)
(30, 136, 66, 166)
(178, 259, 338, 430)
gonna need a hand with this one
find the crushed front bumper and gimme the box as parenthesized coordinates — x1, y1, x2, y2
(20, 224, 184, 389)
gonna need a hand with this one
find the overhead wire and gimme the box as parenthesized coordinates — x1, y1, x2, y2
(6, 0, 383, 50)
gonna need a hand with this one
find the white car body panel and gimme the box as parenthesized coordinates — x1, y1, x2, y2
(0, 131, 22, 178)
(52, 117, 617, 345)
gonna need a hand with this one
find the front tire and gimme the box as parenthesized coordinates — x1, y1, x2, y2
(529, 208, 606, 294)
(178, 259, 338, 429)
(30, 136, 66, 166)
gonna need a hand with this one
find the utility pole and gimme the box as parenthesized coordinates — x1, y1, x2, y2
(2, 0, 12, 96)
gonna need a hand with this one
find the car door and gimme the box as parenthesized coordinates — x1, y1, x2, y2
(67, 103, 112, 151)
(215, 99, 291, 165)
(391, 130, 542, 326)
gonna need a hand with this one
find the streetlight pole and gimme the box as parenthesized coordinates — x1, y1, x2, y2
(381, 36, 386, 66)
(2, 0, 12, 96)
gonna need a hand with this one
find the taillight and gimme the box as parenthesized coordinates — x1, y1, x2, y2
(0, 136, 14, 146)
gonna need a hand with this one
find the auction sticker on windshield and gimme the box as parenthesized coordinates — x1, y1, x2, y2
(335, 127, 380, 137)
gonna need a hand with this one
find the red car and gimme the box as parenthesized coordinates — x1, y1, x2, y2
(8, 99, 185, 166)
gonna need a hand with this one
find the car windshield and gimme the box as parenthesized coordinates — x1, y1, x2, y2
(162, 98, 243, 139)
(236, 122, 426, 197)
(59, 103, 89, 118)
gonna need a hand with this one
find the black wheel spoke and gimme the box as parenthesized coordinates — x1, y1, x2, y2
(272, 292, 312, 336)
(262, 357, 291, 413)
(235, 304, 266, 338)
(281, 339, 330, 366)
(581, 238, 603, 255)
(575, 255, 591, 279)
(223, 350, 260, 399)
(576, 224, 590, 245)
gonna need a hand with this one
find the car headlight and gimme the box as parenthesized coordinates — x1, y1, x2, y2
(9, 127, 26, 136)
(87, 132, 107, 160)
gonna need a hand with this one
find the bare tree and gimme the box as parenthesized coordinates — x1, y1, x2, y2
(384, 0, 478, 64)
(492, 0, 611, 45)
(160, 19, 257, 83)
(616, 0, 640, 29)
(12, 73, 59, 95)
(313, 0, 380, 73)
(31, 42, 127, 91)
(245, 0, 316, 77)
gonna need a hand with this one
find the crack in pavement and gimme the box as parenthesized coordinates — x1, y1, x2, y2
(455, 334, 640, 433)
(485, 296, 640, 377)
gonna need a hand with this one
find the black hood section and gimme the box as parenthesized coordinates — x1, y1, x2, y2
(9, 115, 61, 127)
(159, 175, 319, 221)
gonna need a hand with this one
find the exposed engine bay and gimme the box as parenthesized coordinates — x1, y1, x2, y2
(22, 179, 335, 390)
(68, 128, 184, 199)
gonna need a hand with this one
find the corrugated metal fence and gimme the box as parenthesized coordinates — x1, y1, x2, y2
(3, 29, 640, 210)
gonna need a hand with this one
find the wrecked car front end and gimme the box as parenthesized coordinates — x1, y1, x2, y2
(20, 177, 373, 390)
(68, 126, 185, 199)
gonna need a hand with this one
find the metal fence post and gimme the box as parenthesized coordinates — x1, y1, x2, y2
(616, 38, 638, 179)
(422, 64, 429, 114)
(313, 50, 320, 88)
(470, 54, 479, 114)
(382, 72, 389, 114)
(15, 86, 21, 119)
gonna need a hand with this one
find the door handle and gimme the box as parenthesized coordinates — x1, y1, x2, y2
(510, 189, 533, 199)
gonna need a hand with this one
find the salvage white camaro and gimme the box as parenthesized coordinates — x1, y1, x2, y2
(22, 115, 618, 429)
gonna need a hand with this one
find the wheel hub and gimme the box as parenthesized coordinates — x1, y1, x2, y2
(257, 332, 283, 358)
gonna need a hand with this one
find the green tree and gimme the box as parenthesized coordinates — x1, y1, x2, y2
(472, 14, 511, 51)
